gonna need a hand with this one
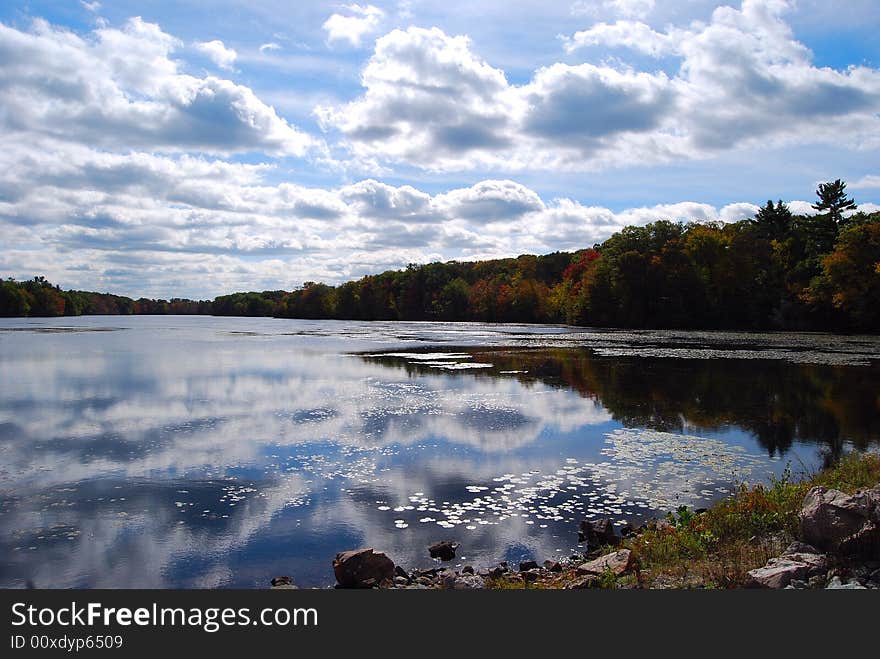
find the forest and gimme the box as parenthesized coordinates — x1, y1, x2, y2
(2, 180, 879, 331)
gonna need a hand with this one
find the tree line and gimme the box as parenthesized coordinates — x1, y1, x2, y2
(0, 276, 211, 318)
(3, 180, 878, 331)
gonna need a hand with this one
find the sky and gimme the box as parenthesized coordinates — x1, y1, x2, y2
(1, 0, 878, 299)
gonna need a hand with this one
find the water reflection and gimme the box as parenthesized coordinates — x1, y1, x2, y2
(365, 348, 880, 459)
(0, 317, 877, 588)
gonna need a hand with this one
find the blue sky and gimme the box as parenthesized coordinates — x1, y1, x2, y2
(1, 0, 878, 298)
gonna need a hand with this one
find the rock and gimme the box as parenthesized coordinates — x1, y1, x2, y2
(429, 540, 458, 561)
(488, 567, 505, 579)
(461, 565, 474, 575)
(519, 560, 539, 572)
(333, 548, 395, 588)
(782, 541, 820, 556)
(746, 552, 829, 589)
(394, 565, 409, 580)
(416, 576, 434, 586)
(565, 575, 599, 589)
(442, 573, 486, 590)
(576, 549, 633, 576)
(270, 576, 295, 587)
(544, 560, 562, 572)
(799, 485, 880, 556)
(393, 576, 409, 586)
(578, 518, 619, 548)
(826, 576, 867, 590)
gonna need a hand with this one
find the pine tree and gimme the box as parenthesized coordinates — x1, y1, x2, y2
(753, 199, 793, 240)
(812, 179, 857, 226)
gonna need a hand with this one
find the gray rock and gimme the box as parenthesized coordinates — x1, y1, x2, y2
(443, 573, 485, 590)
(747, 552, 829, 589)
(576, 549, 633, 576)
(333, 548, 395, 588)
(565, 575, 599, 589)
(782, 541, 820, 556)
(826, 576, 868, 589)
(799, 485, 880, 556)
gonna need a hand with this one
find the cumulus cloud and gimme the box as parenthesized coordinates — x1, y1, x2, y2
(0, 17, 315, 157)
(322, 4, 384, 48)
(0, 134, 786, 298)
(195, 39, 237, 70)
(321, 1, 880, 171)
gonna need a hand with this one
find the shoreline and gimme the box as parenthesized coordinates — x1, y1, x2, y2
(273, 452, 880, 590)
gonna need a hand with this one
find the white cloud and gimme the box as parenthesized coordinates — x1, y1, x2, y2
(80, 1, 101, 12)
(0, 135, 783, 298)
(259, 42, 281, 53)
(563, 20, 679, 57)
(851, 175, 880, 190)
(322, 4, 384, 48)
(195, 39, 237, 70)
(320, 1, 880, 172)
(0, 17, 316, 157)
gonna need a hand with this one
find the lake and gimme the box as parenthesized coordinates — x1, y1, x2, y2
(1, 316, 878, 588)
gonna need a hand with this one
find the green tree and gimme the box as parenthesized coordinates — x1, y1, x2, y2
(812, 179, 857, 226)
(753, 200, 793, 240)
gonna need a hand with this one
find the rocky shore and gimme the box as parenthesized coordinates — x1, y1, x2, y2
(271, 468, 880, 591)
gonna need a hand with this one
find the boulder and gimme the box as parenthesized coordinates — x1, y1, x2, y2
(428, 540, 458, 561)
(333, 548, 395, 588)
(544, 560, 563, 572)
(519, 560, 539, 572)
(578, 518, 619, 548)
(746, 552, 829, 589)
(799, 485, 880, 556)
(576, 549, 632, 576)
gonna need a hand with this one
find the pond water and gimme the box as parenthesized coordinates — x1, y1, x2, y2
(1, 316, 878, 588)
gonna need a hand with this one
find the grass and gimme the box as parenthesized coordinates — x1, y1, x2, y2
(624, 451, 880, 588)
